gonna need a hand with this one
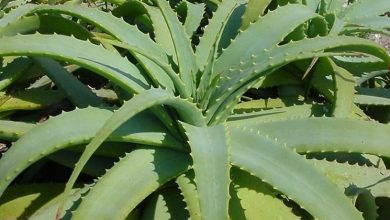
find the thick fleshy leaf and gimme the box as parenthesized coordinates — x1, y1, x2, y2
(143, 187, 189, 220)
(72, 148, 190, 219)
(206, 36, 389, 123)
(355, 87, 390, 106)
(214, 4, 321, 75)
(240, 0, 272, 30)
(195, 0, 241, 69)
(0, 107, 181, 197)
(0, 57, 32, 90)
(34, 57, 102, 108)
(310, 159, 390, 198)
(0, 88, 65, 112)
(31, 4, 175, 92)
(229, 125, 363, 220)
(0, 184, 64, 220)
(0, 34, 149, 93)
(61, 88, 204, 215)
(237, 117, 390, 157)
(230, 168, 299, 220)
(175, 171, 201, 220)
(154, 0, 198, 95)
(183, 123, 230, 220)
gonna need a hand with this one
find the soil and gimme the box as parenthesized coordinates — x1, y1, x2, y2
(369, 34, 390, 52)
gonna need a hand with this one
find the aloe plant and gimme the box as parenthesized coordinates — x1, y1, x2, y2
(0, 0, 389, 219)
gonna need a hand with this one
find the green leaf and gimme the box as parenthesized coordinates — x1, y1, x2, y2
(230, 168, 299, 220)
(34, 57, 102, 108)
(196, 0, 239, 104)
(310, 159, 390, 198)
(143, 191, 173, 220)
(238, 117, 390, 157)
(0, 119, 34, 141)
(32, 4, 175, 92)
(214, 4, 321, 75)
(333, 55, 388, 77)
(229, 125, 363, 220)
(0, 15, 39, 36)
(302, 0, 321, 11)
(341, 27, 390, 36)
(0, 88, 65, 112)
(154, 0, 198, 95)
(327, 58, 356, 117)
(136, 2, 176, 62)
(0, 57, 32, 91)
(0, 14, 91, 39)
(96, 38, 189, 98)
(347, 16, 390, 30)
(143, 187, 189, 220)
(0, 107, 180, 197)
(207, 36, 389, 124)
(355, 87, 390, 106)
(240, 0, 272, 30)
(341, 0, 390, 23)
(322, 0, 345, 14)
(309, 57, 335, 101)
(0, 4, 37, 28)
(175, 171, 201, 220)
(72, 148, 190, 219)
(228, 104, 329, 122)
(176, 1, 205, 37)
(0, 184, 64, 220)
(61, 88, 203, 216)
(30, 185, 91, 220)
(0, 34, 149, 94)
(195, 0, 239, 71)
(183, 123, 230, 220)
(253, 68, 302, 88)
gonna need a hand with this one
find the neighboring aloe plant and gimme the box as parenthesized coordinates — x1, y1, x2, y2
(0, 0, 389, 219)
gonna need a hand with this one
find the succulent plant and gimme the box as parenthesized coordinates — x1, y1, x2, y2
(0, 0, 389, 219)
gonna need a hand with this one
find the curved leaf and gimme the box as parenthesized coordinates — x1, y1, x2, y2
(310, 159, 390, 198)
(207, 36, 389, 123)
(0, 4, 37, 28)
(30, 185, 91, 220)
(238, 117, 390, 157)
(230, 168, 299, 220)
(72, 148, 190, 220)
(0, 57, 32, 91)
(0, 107, 181, 197)
(31, 4, 175, 92)
(240, 0, 272, 30)
(214, 4, 321, 75)
(175, 171, 201, 220)
(0, 119, 34, 141)
(341, 0, 390, 23)
(0, 34, 149, 93)
(355, 87, 390, 106)
(60, 88, 204, 215)
(195, 0, 241, 70)
(0, 184, 64, 220)
(0, 88, 65, 112)
(143, 187, 189, 220)
(154, 0, 198, 95)
(183, 123, 230, 220)
(229, 124, 363, 220)
(176, 1, 205, 37)
(34, 57, 102, 108)
(0, 14, 91, 39)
